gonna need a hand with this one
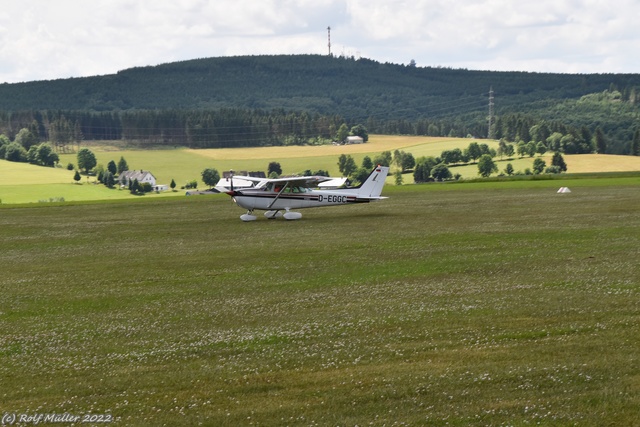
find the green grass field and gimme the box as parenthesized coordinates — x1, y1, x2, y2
(3, 135, 461, 204)
(2, 135, 640, 204)
(1, 177, 639, 425)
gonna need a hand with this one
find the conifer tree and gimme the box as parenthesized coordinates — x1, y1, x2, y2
(131, 178, 140, 194)
(107, 160, 117, 175)
(551, 152, 567, 172)
(632, 129, 640, 156)
(117, 156, 129, 174)
(594, 128, 607, 154)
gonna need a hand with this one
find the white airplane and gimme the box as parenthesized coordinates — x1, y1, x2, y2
(214, 165, 390, 221)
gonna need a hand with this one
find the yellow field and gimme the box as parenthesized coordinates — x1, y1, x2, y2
(564, 154, 640, 173)
(191, 135, 463, 160)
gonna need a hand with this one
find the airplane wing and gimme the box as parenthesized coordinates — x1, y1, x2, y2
(265, 175, 335, 188)
(213, 176, 265, 192)
(318, 177, 348, 189)
(213, 174, 335, 193)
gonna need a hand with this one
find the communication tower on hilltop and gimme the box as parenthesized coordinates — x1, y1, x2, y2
(327, 26, 331, 56)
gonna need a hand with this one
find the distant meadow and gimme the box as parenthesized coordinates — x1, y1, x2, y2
(2, 135, 640, 204)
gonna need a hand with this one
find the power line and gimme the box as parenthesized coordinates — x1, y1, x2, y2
(488, 86, 495, 139)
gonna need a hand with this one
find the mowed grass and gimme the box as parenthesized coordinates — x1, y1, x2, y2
(1, 179, 639, 425)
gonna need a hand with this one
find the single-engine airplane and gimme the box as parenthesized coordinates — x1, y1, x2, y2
(214, 165, 390, 221)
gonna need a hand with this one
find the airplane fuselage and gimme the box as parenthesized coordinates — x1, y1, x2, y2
(231, 188, 368, 211)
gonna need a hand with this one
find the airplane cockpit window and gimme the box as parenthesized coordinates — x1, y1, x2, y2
(263, 183, 310, 193)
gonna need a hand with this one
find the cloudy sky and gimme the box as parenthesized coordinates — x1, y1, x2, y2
(1, 0, 638, 83)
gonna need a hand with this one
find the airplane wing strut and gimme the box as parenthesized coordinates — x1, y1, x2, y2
(266, 182, 290, 209)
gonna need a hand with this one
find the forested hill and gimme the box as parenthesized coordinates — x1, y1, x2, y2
(2, 54, 640, 153)
(2, 54, 639, 120)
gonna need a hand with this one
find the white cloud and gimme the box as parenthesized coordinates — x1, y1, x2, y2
(0, 0, 638, 83)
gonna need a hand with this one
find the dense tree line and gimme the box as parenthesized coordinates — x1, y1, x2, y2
(0, 109, 346, 148)
(0, 107, 505, 149)
(2, 105, 639, 158)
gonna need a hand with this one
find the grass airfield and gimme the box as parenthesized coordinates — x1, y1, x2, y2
(1, 178, 639, 425)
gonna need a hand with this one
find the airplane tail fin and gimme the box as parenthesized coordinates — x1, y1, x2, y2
(356, 165, 389, 198)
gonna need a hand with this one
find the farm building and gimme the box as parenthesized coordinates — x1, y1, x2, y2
(346, 136, 364, 144)
(119, 170, 157, 187)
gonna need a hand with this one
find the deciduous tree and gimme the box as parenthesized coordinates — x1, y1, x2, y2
(336, 123, 349, 142)
(361, 155, 373, 170)
(350, 124, 369, 142)
(352, 167, 370, 185)
(337, 154, 356, 177)
(503, 143, 515, 158)
(546, 132, 563, 152)
(372, 151, 392, 167)
(477, 154, 498, 177)
(532, 158, 546, 174)
(466, 142, 482, 162)
(36, 143, 58, 167)
(400, 152, 415, 171)
(516, 141, 528, 158)
(77, 148, 97, 173)
(4, 142, 27, 162)
(268, 162, 282, 176)
(441, 149, 462, 165)
(201, 168, 220, 188)
(413, 162, 430, 183)
(394, 170, 403, 185)
(431, 163, 452, 181)
(14, 127, 39, 150)
(504, 163, 514, 176)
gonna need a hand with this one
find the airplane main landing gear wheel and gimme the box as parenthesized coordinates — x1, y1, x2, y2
(240, 211, 257, 221)
(264, 210, 283, 219)
(283, 211, 302, 220)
